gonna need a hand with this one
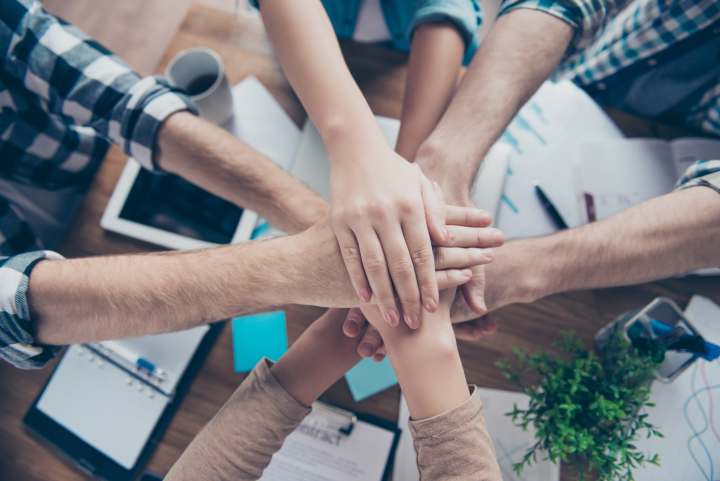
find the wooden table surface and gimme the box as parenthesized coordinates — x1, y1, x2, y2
(2, 4, 719, 480)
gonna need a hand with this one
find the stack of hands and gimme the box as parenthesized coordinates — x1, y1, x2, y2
(328, 165, 504, 363)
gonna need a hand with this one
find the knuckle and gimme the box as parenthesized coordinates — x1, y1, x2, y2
(341, 246, 361, 264)
(369, 201, 392, 219)
(363, 255, 388, 274)
(389, 258, 415, 279)
(411, 248, 435, 267)
(397, 198, 416, 215)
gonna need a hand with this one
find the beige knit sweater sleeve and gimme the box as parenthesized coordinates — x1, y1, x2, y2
(409, 386, 503, 481)
(166, 361, 501, 481)
(165, 358, 311, 481)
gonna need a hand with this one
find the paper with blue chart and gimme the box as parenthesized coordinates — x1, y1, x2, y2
(633, 295, 720, 481)
(495, 80, 624, 240)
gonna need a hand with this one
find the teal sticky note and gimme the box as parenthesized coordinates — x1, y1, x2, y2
(344, 356, 398, 402)
(232, 311, 288, 372)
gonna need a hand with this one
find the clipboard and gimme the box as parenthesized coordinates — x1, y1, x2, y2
(23, 322, 223, 481)
(260, 400, 400, 481)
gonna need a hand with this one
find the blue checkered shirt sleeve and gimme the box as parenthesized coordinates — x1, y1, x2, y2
(675, 160, 720, 194)
(0, 250, 63, 369)
(0, 0, 198, 173)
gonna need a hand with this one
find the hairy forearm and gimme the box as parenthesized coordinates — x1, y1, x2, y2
(29, 239, 295, 345)
(257, 0, 384, 151)
(29, 228, 358, 345)
(395, 23, 465, 162)
(485, 187, 720, 310)
(416, 9, 574, 199)
(156, 111, 329, 234)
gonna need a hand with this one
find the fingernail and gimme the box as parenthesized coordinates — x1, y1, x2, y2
(359, 342, 374, 358)
(484, 248, 495, 261)
(476, 296, 487, 312)
(374, 354, 386, 362)
(493, 230, 504, 244)
(424, 297, 437, 312)
(359, 288, 371, 303)
(345, 319, 359, 336)
(406, 313, 420, 329)
(462, 269, 473, 277)
(480, 212, 491, 225)
(385, 309, 400, 326)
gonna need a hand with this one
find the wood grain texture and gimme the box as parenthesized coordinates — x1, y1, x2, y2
(42, 0, 193, 77)
(2, 4, 719, 481)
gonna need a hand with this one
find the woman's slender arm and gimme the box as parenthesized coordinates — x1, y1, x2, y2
(256, 0, 451, 330)
(359, 290, 502, 480)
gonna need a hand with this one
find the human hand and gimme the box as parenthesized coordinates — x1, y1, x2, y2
(291, 209, 497, 309)
(329, 144, 450, 330)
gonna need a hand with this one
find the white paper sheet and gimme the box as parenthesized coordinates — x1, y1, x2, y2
(571, 139, 678, 222)
(633, 295, 720, 481)
(260, 403, 396, 481)
(495, 80, 625, 240)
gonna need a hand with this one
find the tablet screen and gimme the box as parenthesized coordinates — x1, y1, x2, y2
(119, 170, 242, 244)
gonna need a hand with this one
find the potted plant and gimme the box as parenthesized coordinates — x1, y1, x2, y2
(498, 331, 663, 481)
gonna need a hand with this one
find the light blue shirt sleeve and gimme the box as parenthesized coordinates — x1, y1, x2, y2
(408, 0, 483, 65)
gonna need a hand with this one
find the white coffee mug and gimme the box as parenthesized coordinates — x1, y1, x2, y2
(165, 47, 234, 125)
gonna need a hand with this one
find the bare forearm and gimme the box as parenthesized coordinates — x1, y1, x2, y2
(29, 239, 304, 345)
(257, 0, 383, 150)
(362, 296, 468, 420)
(396, 23, 464, 162)
(416, 9, 574, 199)
(485, 187, 720, 310)
(156, 112, 328, 234)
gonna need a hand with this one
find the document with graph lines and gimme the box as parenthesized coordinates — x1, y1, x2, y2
(634, 295, 720, 481)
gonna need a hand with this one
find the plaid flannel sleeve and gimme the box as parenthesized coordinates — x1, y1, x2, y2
(0, 250, 64, 369)
(675, 160, 720, 194)
(0, 0, 198, 171)
(497, 0, 625, 55)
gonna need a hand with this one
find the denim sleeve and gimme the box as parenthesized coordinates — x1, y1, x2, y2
(0, 250, 64, 369)
(408, 0, 483, 65)
(497, 0, 626, 56)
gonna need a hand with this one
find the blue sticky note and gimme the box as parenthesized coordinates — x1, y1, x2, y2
(232, 311, 288, 372)
(344, 356, 398, 402)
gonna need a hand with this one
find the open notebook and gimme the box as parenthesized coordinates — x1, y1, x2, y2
(572, 137, 720, 223)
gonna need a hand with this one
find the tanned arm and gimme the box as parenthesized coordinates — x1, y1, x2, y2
(415, 9, 574, 203)
(483, 187, 720, 311)
(156, 111, 328, 234)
